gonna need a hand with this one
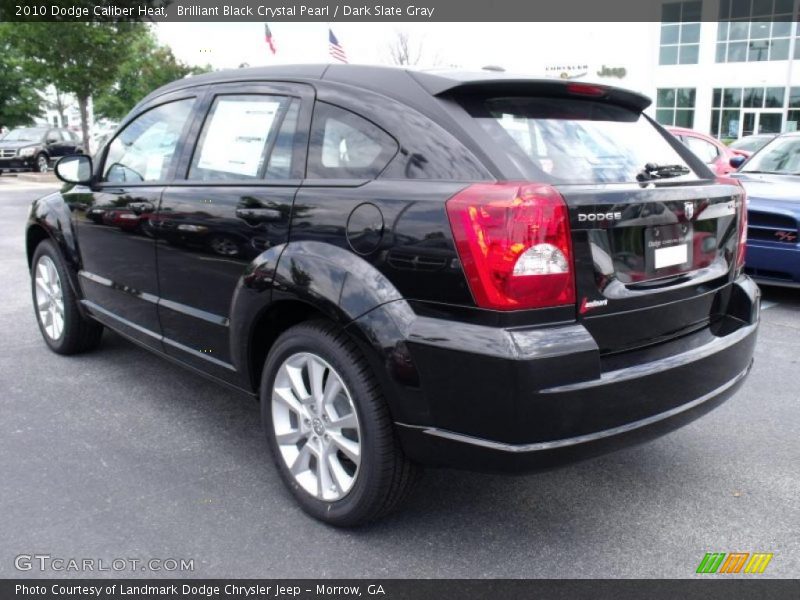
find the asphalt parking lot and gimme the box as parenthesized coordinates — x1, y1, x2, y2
(1, 178, 798, 579)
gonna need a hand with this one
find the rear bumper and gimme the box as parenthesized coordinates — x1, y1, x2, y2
(389, 276, 760, 473)
(746, 241, 800, 287)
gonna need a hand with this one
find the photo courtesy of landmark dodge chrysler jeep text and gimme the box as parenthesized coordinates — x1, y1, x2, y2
(27, 65, 759, 526)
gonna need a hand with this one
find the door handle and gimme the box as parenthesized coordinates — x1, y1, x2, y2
(130, 201, 155, 214)
(236, 207, 282, 222)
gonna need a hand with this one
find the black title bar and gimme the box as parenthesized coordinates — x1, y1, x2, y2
(3, 579, 800, 600)
(3, 0, 798, 22)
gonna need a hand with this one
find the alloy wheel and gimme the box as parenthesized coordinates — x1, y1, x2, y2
(37, 155, 48, 172)
(210, 236, 239, 256)
(34, 255, 64, 340)
(271, 352, 362, 502)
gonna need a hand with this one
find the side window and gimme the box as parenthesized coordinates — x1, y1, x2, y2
(306, 102, 398, 179)
(46, 129, 62, 142)
(189, 95, 292, 181)
(684, 136, 719, 164)
(266, 100, 300, 179)
(103, 98, 194, 184)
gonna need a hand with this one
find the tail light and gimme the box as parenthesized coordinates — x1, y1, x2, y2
(566, 82, 608, 98)
(717, 176, 747, 272)
(446, 183, 575, 310)
(737, 195, 748, 271)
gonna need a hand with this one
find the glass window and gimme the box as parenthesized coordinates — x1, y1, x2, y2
(759, 113, 783, 133)
(660, 46, 679, 65)
(772, 21, 792, 37)
(103, 98, 194, 183)
(723, 88, 743, 107)
(675, 110, 695, 127)
(770, 37, 790, 60)
(748, 39, 770, 61)
(789, 87, 800, 108)
(656, 109, 676, 125)
(728, 41, 748, 61)
(718, 0, 794, 63)
(743, 87, 765, 108)
(712, 87, 789, 139)
(681, 22, 701, 42)
(711, 109, 721, 136)
(740, 135, 800, 173)
(463, 96, 700, 185)
(189, 95, 292, 181)
(662, 2, 683, 21)
(306, 102, 398, 179)
(657, 89, 676, 107)
(661, 23, 680, 44)
(659, 2, 702, 65)
(677, 88, 696, 107)
(765, 87, 785, 108)
(787, 110, 800, 130)
(684, 136, 720, 163)
(680, 44, 700, 63)
(656, 87, 696, 128)
(266, 100, 300, 180)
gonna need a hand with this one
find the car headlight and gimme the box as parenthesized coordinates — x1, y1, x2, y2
(18, 146, 36, 157)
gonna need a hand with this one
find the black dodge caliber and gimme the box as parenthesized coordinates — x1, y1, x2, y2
(27, 65, 759, 526)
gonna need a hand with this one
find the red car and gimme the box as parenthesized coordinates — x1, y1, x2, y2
(667, 126, 747, 176)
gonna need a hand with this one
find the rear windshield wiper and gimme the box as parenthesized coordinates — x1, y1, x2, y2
(636, 163, 691, 181)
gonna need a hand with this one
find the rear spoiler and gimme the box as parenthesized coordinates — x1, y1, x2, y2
(409, 71, 652, 113)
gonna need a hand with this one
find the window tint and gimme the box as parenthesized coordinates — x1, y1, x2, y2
(684, 136, 719, 163)
(46, 130, 62, 142)
(103, 98, 194, 183)
(306, 102, 397, 179)
(463, 96, 699, 184)
(741, 136, 800, 174)
(266, 99, 300, 179)
(189, 95, 293, 181)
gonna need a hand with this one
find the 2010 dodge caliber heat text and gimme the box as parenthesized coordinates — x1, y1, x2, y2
(27, 66, 759, 526)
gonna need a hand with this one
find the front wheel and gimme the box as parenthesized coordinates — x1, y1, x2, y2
(261, 321, 419, 526)
(34, 153, 49, 173)
(31, 240, 103, 354)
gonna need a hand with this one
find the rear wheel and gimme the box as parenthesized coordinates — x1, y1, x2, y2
(31, 240, 103, 354)
(261, 320, 419, 526)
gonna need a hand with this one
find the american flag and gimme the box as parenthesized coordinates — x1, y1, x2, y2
(264, 23, 276, 55)
(328, 28, 348, 63)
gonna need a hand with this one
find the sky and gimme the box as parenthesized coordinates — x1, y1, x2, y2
(154, 22, 654, 81)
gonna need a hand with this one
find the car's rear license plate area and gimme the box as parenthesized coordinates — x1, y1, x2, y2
(645, 223, 693, 275)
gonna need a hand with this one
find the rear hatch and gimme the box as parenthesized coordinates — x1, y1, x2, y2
(452, 85, 744, 354)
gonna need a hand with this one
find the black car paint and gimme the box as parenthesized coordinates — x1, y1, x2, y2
(0, 127, 82, 172)
(27, 66, 759, 472)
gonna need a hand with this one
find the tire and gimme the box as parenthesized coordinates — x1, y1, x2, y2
(34, 153, 49, 173)
(261, 320, 419, 526)
(31, 239, 103, 355)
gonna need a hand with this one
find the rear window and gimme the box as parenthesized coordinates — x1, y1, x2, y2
(463, 97, 700, 184)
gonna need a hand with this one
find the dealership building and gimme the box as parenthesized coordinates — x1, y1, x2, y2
(540, 0, 800, 142)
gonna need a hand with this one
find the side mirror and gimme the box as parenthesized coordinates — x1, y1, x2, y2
(46, 137, 59, 144)
(55, 154, 93, 185)
(729, 155, 746, 169)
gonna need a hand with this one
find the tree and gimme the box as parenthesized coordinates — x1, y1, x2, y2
(5, 22, 145, 152)
(94, 29, 210, 121)
(0, 25, 43, 129)
(386, 29, 439, 67)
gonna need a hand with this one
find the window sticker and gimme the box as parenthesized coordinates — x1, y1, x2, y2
(197, 99, 281, 176)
